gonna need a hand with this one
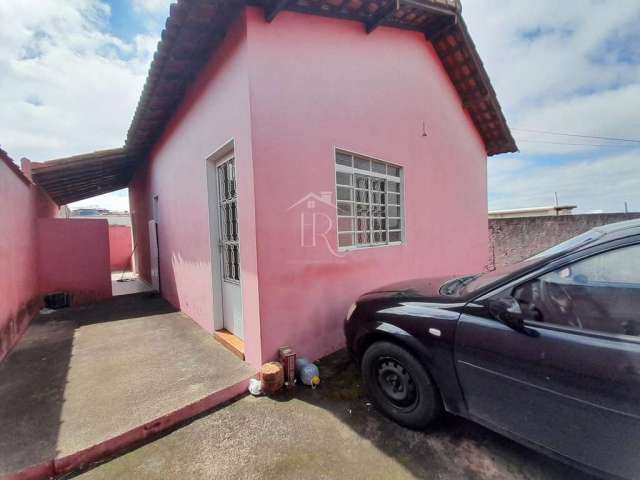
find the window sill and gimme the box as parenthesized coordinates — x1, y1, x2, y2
(338, 242, 404, 253)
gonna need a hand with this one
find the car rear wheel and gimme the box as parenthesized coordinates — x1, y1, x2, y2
(362, 341, 441, 429)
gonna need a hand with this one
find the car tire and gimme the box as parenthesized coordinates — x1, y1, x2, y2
(362, 341, 442, 429)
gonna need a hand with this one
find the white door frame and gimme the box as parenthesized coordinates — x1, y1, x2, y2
(148, 219, 160, 292)
(206, 139, 243, 334)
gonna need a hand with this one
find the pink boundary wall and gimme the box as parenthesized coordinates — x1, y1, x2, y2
(37, 219, 112, 305)
(1, 150, 114, 361)
(130, 8, 489, 369)
(108, 225, 133, 272)
(0, 153, 58, 361)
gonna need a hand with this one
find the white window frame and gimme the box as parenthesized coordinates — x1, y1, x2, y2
(334, 148, 405, 251)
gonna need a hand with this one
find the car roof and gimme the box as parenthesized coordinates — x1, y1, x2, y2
(462, 218, 640, 300)
(591, 218, 640, 244)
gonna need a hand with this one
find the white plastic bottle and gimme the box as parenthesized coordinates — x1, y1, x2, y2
(295, 358, 320, 387)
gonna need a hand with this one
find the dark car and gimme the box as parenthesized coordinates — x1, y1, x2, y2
(344, 219, 640, 480)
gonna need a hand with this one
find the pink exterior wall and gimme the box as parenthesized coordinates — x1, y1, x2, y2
(109, 225, 133, 271)
(0, 154, 58, 361)
(244, 9, 488, 362)
(130, 8, 490, 368)
(129, 12, 263, 366)
(130, 171, 151, 284)
(37, 218, 112, 304)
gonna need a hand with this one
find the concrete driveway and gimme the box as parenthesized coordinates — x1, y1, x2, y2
(72, 350, 595, 480)
(0, 293, 253, 479)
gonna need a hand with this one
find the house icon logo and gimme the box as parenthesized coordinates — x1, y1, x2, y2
(287, 191, 334, 211)
(288, 191, 344, 258)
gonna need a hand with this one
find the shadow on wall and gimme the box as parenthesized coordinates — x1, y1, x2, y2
(268, 350, 596, 480)
(0, 294, 177, 477)
(0, 298, 41, 362)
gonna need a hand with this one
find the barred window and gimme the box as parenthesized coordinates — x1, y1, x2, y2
(335, 151, 404, 249)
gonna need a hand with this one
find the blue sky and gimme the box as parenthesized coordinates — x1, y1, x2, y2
(462, 0, 640, 213)
(0, 0, 638, 213)
(107, 0, 151, 41)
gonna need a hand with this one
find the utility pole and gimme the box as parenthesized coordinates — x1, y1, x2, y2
(625, 201, 629, 214)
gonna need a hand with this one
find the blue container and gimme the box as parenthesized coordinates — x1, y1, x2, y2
(295, 358, 320, 387)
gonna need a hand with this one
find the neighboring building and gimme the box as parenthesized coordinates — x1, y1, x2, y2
(27, 1, 516, 368)
(488, 205, 577, 219)
(71, 208, 132, 226)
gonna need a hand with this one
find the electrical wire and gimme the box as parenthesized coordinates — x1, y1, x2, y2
(516, 139, 636, 148)
(512, 128, 640, 144)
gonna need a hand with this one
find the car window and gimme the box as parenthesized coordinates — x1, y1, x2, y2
(461, 260, 539, 295)
(513, 244, 640, 337)
(527, 229, 605, 261)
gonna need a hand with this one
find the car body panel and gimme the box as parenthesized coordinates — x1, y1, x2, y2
(346, 296, 468, 415)
(363, 275, 470, 302)
(456, 308, 640, 480)
(345, 220, 640, 480)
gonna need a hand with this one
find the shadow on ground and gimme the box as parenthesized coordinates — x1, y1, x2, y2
(0, 293, 175, 476)
(0, 309, 74, 475)
(73, 349, 598, 480)
(270, 350, 598, 480)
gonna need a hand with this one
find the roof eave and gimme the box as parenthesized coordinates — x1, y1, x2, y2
(125, 1, 517, 159)
(30, 148, 139, 205)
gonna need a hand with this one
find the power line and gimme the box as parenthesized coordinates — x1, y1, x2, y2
(512, 128, 640, 144)
(516, 139, 636, 148)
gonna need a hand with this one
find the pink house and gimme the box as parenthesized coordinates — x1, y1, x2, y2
(29, 0, 516, 368)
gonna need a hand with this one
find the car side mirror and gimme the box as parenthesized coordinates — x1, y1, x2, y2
(488, 296, 528, 334)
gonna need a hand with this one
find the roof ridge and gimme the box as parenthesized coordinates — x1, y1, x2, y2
(123, 2, 516, 159)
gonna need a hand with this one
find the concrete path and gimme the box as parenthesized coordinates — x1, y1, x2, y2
(0, 294, 254, 479)
(111, 271, 154, 296)
(74, 351, 595, 480)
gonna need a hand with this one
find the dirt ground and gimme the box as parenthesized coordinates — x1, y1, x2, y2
(72, 350, 595, 480)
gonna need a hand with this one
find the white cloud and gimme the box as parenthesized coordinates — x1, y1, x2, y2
(0, 0, 164, 210)
(463, 0, 640, 211)
(463, 0, 640, 115)
(516, 84, 640, 152)
(1, 1, 638, 214)
(488, 150, 640, 213)
(71, 188, 130, 211)
(0, 0, 158, 161)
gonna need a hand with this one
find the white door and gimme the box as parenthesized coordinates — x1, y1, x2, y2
(216, 156, 243, 338)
